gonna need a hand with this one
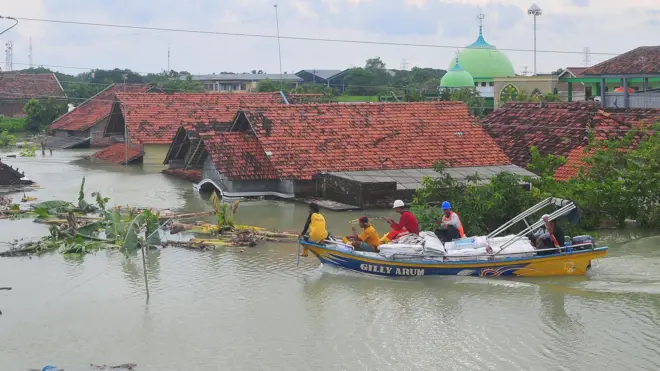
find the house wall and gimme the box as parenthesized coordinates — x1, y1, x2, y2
(493, 77, 559, 108)
(0, 101, 27, 118)
(320, 174, 415, 208)
(90, 117, 114, 147)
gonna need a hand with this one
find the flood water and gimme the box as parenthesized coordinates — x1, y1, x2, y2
(2, 150, 660, 371)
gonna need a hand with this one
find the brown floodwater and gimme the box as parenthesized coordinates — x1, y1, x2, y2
(1, 149, 660, 371)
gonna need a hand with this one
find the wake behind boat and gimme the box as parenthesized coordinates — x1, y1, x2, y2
(299, 198, 608, 277)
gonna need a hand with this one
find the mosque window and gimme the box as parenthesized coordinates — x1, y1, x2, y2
(500, 84, 519, 103)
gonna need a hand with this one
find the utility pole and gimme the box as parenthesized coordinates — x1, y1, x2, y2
(28, 37, 33, 68)
(5, 41, 12, 71)
(274, 4, 284, 91)
(123, 74, 128, 167)
(527, 4, 542, 76)
(167, 45, 170, 73)
(583, 47, 591, 67)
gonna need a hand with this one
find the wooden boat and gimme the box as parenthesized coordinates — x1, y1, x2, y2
(300, 198, 608, 277)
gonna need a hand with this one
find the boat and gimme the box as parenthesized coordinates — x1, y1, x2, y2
(299, 198, 608, 277)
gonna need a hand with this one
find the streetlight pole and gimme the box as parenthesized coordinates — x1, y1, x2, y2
(274, 4, 283, 92)
(527, 4, 542, 76)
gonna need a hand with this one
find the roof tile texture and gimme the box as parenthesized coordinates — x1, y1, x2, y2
(92, 143, 144, 164)
(0, 72, 65, 99)
(51, 84, 152, 132)
(116, 92, 283, 144)
(583, 46, 660, 75)
(482, 102, 627, 168)
(237, 102, 511, 180)
(202, 131, 278, 180)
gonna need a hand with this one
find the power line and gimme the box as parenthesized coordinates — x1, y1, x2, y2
(7, 16, 621, 56)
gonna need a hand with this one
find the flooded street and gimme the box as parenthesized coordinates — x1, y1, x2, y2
(2, 150, 660, 370)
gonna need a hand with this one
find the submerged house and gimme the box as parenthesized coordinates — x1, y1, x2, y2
(0, 72, 66, 118)
(0, 160, 33, 187)
(102, 92, 287, 167)
(49, 83, 155, 148)
(481, 102, 660, 180)
(165, 102, 534, 208)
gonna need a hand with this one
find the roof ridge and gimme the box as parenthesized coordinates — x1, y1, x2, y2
(52, 83, 119, 124)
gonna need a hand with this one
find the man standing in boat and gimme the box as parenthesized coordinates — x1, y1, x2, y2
(299, 202, 329, 257)
(435, 201, 466, 242)
(383, 200, 420, 243)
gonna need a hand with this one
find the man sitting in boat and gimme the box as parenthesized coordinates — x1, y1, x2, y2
(532, 214, 565, 255)
(344, 216, 381, 252)
(299, 202, 329, 257)
(434, 201, 466, 243)
(382, 199, 420, 243)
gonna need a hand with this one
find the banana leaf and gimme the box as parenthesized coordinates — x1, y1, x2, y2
(32, 200, 72, 214)
(122, 214, 145, 250)
(104, 210, 126, 240)
(77, 221, 105, 236)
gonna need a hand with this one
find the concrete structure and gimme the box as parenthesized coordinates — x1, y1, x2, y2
(0, 72, 65, 117)
(185, 73, 303, 93)
(561, 46, 660, 108)
(493, 75, 559, 108)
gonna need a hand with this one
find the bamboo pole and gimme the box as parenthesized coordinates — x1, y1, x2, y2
(139, 240, 150, 302)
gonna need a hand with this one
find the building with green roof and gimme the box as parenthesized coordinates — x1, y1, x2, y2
(440, 57, 475, 88)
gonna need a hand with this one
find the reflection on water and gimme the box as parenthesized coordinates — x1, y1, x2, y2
(1, 150, 660, 370)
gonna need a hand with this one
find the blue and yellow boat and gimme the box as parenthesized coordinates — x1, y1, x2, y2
(300, 198, 609, 278)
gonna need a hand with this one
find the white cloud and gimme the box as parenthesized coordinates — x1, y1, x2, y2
(0, 0, 657, 78)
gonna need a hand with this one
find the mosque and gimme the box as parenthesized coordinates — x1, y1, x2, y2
(439, 13, 517, 109)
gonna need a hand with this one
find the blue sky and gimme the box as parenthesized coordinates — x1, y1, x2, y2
(0, 0, 659, 77)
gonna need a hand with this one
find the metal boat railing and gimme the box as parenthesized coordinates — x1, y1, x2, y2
(494, 202, 576, 256)
(488, 197, 553, 238)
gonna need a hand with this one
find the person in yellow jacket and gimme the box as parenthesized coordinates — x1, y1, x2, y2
(299, 202, 329, 257)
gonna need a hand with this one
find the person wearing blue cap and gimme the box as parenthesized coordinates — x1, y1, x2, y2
(434, 201, 465, 242)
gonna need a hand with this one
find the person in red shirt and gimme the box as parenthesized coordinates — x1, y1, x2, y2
(383, 200, 420, 243)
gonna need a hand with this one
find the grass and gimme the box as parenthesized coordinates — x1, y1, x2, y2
(0, 117, 27, 133)
(336, 95, 380, 102)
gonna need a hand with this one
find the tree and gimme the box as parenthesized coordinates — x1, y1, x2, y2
(161, 75, 205, 93)
(439, 88, 486, 117)
(24, 98, 68, 133)
(257, 78, 281, 92)
(365, 57, 386, 70)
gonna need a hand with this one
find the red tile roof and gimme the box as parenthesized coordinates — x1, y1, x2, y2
(201, 131, 278, 180)
(481, 102, 627, 169)
(583, 46, 660, 75)
(604, 108, 660, 127)
(116, 92, 284, 144)
(232, 102, 510, 180)
(51, 84, 152, 132)
(286, 94, 326, 104)
(92, 143, 144, 164)
(554, 146, 591, 181)
(0, 72, 64, 99)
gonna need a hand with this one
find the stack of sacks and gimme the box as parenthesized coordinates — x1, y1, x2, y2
(444, 235, 537, 261)
(421, 231, 446, 257)
(378, 243, 424, 259)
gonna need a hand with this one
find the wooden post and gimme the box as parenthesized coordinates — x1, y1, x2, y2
(140, 240, 150, 302)
(600, 78, 606, 107)
(567, 82, 573, 102)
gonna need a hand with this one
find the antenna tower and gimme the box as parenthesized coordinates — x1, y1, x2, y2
(29, 37, 33, 68)
(583, 47, 591, 67)
(521, 66, 530, 76)
(5, 41, 13, 71)
(400, 58, 409, 71)
(167, 45, 170, 72)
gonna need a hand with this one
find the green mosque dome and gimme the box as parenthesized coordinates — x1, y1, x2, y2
(451, 24, 515, 79)
(440, 58, 475, 88)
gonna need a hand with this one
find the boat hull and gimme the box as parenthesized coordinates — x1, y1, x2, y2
(301, 242, 608, 277)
